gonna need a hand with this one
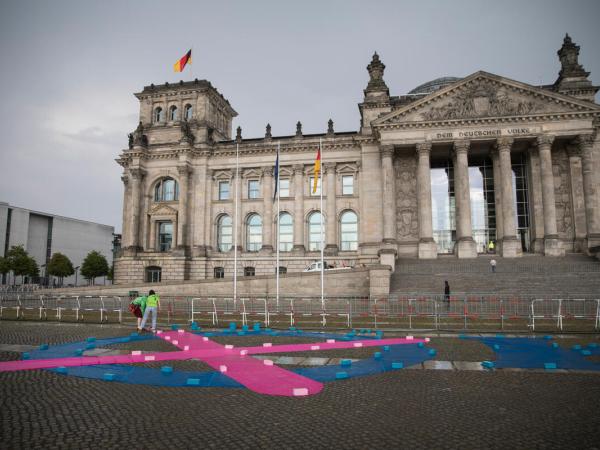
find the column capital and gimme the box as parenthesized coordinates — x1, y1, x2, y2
(129, 167, 146, 180)
(121, 174, 129, 185)
(380, 144, 395, 159)
(262, 166, 274, 177)
(292, 164, 304, 175)
(415, 142, 432, 157)
(536, 134, 555, 149)
(323, 162, 337, 173)
(452, 139, 470, 156)
(177, 164, 193, 176)
(575, 133, 595, 150)
(495, 137, 514, 153)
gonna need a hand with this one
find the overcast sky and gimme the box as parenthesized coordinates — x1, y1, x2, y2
(0, 0, 598, 233)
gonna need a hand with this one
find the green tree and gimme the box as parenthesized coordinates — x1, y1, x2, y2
(6, 245, 38, 284)
(47, 253, 74, 287)
(0, 256, 9, 284)
(80, 251, 109, 285)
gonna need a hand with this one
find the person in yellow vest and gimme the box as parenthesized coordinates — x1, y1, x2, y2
(488, 240, 495, 254)
(139, 289, 160, 332)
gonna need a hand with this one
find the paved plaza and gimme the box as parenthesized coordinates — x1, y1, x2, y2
(1, 321, 599, 449)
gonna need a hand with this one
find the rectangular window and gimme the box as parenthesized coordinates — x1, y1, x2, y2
(158, 222, 173, 252)
(279, 179, 290, 197)
(219, 181, 230, 200)
(248, 180, 259, 199)
(309, 177, 321, 196)
(342, 175, 354, 195)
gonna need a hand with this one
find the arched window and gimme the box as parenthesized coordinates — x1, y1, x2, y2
(278, 212, 293, 251)
(308, 211, 324, 251)
(169, 105, 178, 121)
(244, 267, 255, 277)
(154, 178, 179, 202)
(217, 215, 233, 252)
(184, 104, 193, 121)
(340, 211, 358, 251)
(154, 107, 164, 123)
(146, 266, 161, 283)
(246, 214, 262, 252)
(214, 267, 224, 279)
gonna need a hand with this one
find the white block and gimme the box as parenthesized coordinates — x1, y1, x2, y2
(202, 337, 209, 342)
(425, 337, 431, 342)
(353, 342, 363, 347)
(219, 365, 227, 373)
(172, 340, 179, 345)
(263, 359, 274, 366)
(406, 336, 414, 340)
(263, 343, 272, 347)
(144, 355, 155, 361)
(225, 344, 234, 349)
(240, 350, 248, 356)
(156, 330, 163, 335)
(311, 345, 320, 350)
(178, 329, 185, 334)
(327, 339, 335, 343)
(165, 336, 171, 341)
(183, 345, 190, 351)
(131, 350, 142, 356)
(293, 388, 309, 396)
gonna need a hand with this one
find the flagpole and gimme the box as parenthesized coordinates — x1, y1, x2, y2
(276, 142, 281, 309)
(234, 142, 239, 304)
(320, 138, 324, 309)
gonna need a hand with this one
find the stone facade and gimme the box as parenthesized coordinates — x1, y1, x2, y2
(115, 35, 600, 284)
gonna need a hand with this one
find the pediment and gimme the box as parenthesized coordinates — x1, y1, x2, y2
(336, 163, 359, 174)
(149, 203, 178, 216)
(278, 167, 293, 177)
(212, 170, 232, 181)
(242, 168, 262, 179)
(375, 71, 600, 126)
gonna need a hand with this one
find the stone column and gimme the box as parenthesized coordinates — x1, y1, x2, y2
(566, 143, 587, 252)
(452, 140, 477, 258)
(128, 167, 145, 250)
(192, 156, 208, 256)
(292, 164, 305, 252)
(381, 145, 397, 244)
(262, 167, 274, 252)
(578, 133, 600, 251)
(176, 164, 191, 248)
(233, 170, 243, 252)
(537, 134, 564, 256)
(324, 162, 338, 255)
(120, 174, 130, 248)
(497, 137, 521, 257)
(416, 142, 437, 259)
(490, 148, 504, 252)
(203, 169, 214, 253)
(527, 144, 545, 253)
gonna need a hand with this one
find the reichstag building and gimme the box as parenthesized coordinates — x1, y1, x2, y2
(115, 34, 599, 283)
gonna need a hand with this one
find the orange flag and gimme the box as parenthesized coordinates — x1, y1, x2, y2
(312, 147, 321, 194)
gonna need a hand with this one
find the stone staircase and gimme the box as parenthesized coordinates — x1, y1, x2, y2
(390, 254, 600, 297)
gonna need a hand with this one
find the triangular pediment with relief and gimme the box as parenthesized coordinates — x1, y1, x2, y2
(149, 203, 178, 216)
(374, 71, 600, 126)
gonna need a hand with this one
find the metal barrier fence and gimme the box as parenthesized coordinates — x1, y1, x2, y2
(1, 293, 598, 331)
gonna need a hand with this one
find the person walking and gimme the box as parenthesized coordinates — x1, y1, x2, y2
(444, 280, 450, 309)
(488, 240, 495, 254)
(139, 289, 160, 332)
(130, 294, 147, 331)
(490, 259, 497, 273)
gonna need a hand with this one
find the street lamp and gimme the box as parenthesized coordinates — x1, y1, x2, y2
(74, 266, 80, 287)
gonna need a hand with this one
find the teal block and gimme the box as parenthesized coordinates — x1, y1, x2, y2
(253, 323, 261, 331)
(161, 366, 173, 375)
(340, 359, 352, 367)
(481, 361, 495, 369)
(22, 352, 30, 360)
(171, 324, 179, 331)
(335, 372, 348, 379)
(296, 330, 302, 334)
(581, 350, 592, 356)
(493, 344, 500, 351)
(190, 322, 199, 330)
(56, 367, 67, 374)
(374, 352, 382, 360)
(86, 337, 96, 343)
(75, 349, 84, 356)
(242, 325, 249, 331)
(428, 349, 436, 356)
(367, 329, 372, 334)
(572, 344, 582, 351)
(186, 378, 201, 386)
(39, 344, 49, 351)
(86, 343, 95, 350)
(417, 342, 424, 348)
(383, 346, 390, 351)
(391, 362, 404, 369)
(544, 362, 557, 370)
(103, 373, 116, 381)
(551, 342, 559, 349)
(289, 327, 296, 331)
(229, 322, 237, 330)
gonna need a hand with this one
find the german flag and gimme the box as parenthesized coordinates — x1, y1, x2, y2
(312, 147, 321, 194)
(173, 49, 192, 72)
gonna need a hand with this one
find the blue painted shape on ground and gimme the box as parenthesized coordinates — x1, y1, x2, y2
(467, 336, 600, 371)
(161, 366, 173, 375)
(391, 362, 404, 369)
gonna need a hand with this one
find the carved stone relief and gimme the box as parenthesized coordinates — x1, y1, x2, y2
(395, 155, 418, 241)
(552, 148, 574, 239)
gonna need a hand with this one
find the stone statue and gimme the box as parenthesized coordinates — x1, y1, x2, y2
(327, 119, 334, 135)
(131, 121, 148, 148)
(296, 121, 302, 137)
(265, 123, 272, 139)
(127, 133, 133, 149)
(181, 120, 195, 144)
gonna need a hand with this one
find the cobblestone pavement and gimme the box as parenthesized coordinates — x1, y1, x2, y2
(1, 322, 600, 449)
